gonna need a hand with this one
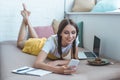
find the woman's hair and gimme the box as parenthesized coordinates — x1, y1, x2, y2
(57, 18, 79, 59)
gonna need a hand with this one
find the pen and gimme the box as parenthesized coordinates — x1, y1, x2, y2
(16, 67, 29, 72)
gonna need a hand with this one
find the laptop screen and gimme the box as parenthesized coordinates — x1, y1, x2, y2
(93, 36, 101, 57)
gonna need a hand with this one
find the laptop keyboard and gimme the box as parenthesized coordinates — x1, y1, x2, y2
(84, 52, 96, 57)
(78, 52, 87, 59)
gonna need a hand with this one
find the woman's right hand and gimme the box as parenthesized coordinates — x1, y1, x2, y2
(55, 65, 77, 74)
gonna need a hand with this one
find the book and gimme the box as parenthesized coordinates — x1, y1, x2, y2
(12, 66, 52, 76)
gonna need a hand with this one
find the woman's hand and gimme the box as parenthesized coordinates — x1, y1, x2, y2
(55, 65, 77, 74)
(47, 60, 69, 66)
(47, 60, 77, 74)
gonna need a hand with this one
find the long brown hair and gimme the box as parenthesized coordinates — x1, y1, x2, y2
(57, 19, 79, 59)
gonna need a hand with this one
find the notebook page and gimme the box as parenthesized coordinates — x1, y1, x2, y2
(12, 66, 52, 76)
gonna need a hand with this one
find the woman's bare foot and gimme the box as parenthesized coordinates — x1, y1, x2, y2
(21, 11, 28, 24)
(21, 3, 31, 25)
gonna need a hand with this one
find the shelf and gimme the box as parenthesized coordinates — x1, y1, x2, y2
(66, 12, 120, 15)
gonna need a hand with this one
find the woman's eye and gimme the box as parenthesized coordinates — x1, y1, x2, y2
(64, 31, 76, 34)
(64, 31, 69, 34)
(71, 31, 76, 34)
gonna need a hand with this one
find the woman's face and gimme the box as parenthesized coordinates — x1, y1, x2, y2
(61, 24, 77, 47)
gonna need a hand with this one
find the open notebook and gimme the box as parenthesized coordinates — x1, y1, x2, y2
(12, 66, 52, 77)
(78, 36, 101, 59)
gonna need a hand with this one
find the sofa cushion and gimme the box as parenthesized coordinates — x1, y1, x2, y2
(52, 19, 60, 34)
(34, 26, 54, 38)
(1, 41, 120, 80)
(91, 0, 120, 12)
(0, 41, 37, 80)
(77, 21, 84, 48)
(72, 0, 95, 12)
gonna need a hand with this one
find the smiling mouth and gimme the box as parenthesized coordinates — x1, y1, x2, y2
(67, 39, 73, 42)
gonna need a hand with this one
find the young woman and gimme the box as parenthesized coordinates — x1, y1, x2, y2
(17, 4, 79, 75)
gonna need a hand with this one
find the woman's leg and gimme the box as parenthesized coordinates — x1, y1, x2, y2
(17, 16, 28, 49)
(17, 4, 38, 49)
(26, 16, 38, 38)
(22, 3, 38, 38)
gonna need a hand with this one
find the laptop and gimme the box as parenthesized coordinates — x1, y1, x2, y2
(78, 36, 101, 59)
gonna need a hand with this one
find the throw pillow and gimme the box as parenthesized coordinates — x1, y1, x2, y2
(22, 38, 47, 56)
(52, 19, 60, 34)
(72, 0, 95, 12)
(34, 26, 54, 38)
(91, 0, 120, 12)
(77, 21, 84, 48)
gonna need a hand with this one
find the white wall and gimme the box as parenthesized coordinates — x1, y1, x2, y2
(0, 0, 64, 42)
(68, 14, 120, 61)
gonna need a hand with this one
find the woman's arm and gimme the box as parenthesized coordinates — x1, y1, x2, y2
(47, 59, 70, 66)
(33, 50, 76, 74)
